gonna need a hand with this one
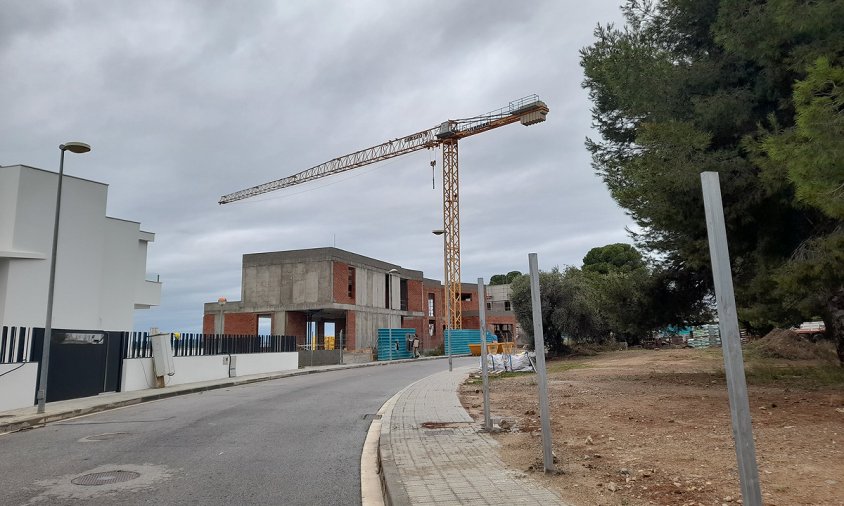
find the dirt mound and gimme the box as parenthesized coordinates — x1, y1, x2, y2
(747, 328, 837, 361)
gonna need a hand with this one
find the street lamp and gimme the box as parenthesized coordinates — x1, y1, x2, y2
(432, 229, 452, 372)
(388, 268, 399, 361)
(37, 141, 91, 414)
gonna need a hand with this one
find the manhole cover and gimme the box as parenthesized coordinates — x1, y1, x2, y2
(71, 471, 140, 486)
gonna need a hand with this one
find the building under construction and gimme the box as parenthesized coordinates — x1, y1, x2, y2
(202, 247, 518, 352)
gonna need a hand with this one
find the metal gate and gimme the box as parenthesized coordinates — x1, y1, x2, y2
(30, 328, 124, 403)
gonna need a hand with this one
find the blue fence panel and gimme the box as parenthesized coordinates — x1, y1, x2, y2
(377, 328, 416, 361)
(443, 330, 497, 355)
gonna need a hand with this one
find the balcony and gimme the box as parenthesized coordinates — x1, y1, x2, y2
(135, 276, 162, 309)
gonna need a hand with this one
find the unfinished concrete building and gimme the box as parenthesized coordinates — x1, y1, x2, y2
(202, 247, 518, 352)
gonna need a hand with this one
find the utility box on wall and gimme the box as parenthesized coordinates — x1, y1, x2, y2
(150, 333, 175, 387)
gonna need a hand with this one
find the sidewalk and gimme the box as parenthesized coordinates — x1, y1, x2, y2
(0, 357, 440, 435)
(378, 366, 568, 505)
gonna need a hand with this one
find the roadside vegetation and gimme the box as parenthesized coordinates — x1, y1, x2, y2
(502, 0, 844, 365)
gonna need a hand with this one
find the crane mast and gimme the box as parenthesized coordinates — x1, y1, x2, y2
(220, 94, 548, 332)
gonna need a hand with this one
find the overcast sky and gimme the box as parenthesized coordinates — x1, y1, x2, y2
(1, 1, 632, 332)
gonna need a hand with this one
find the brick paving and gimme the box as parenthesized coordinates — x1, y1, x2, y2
(379, 366, 567, 505)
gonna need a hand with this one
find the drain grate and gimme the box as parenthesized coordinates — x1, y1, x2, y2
(71, 470, 140, 486)
(362, 414, 382, 421)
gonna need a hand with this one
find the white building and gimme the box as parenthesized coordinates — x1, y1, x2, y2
(0, 164, 160, 331)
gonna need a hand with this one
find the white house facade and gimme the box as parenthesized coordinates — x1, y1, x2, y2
(0, 164, 160, 331)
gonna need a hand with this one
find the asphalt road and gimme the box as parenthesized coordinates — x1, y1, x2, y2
(0, 358, 475, 505)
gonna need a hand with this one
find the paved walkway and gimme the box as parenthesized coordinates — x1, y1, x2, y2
(379, 366, 567, 505)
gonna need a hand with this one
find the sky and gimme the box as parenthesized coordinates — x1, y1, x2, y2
(1, 1, 633, 333)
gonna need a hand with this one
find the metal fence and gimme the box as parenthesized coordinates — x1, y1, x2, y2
(123, 332, 297, 359)
(0, 326, 35, 364)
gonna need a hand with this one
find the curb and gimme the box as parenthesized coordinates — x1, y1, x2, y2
(0, 355, 455, 434)
(374, 380, 421, 506)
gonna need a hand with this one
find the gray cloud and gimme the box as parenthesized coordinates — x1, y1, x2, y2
(1, 0, 629, 332)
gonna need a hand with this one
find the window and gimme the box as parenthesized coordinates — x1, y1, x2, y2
(400, 279, 408, 311)
(427, 294, 435, 317)
(428, 322, 435, 337)
(460, 293, 472, 302)
(504, 301, 511, 311)
(486, 302, 492, 310)
(348, 267, 355, 298)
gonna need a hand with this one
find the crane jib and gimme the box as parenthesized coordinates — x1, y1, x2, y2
(219, 96, 547, 205)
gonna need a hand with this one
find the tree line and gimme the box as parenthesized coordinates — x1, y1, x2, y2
(505, 0, 844, 363)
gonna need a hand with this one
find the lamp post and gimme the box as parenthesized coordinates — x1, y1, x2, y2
(432, 229, 452, 372)
(37, 141, 91, 414)
(388, 268, 399, 361)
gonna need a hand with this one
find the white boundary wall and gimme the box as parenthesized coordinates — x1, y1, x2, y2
(120, 352, 298, 392)
(0, 363, 38, 411)
(0, 352, 298, 411)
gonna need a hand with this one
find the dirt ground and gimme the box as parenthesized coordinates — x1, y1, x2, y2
(458, 348, 844, 506)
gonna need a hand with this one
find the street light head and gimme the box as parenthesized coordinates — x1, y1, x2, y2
(217, 297, 227, 306)
(388, 268, 399, 275)
(60, 142, 91, 154)
(432, 229, 444, 236)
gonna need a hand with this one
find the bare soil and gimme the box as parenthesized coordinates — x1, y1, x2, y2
(459, 348, 844, 506)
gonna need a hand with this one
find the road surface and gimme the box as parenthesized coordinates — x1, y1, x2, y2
(0, 358, 474, 505)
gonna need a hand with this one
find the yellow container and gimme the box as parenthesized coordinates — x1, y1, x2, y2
(499, 342, 516, 354)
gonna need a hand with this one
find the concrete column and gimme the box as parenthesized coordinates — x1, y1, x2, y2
(273, 311, 287, 335)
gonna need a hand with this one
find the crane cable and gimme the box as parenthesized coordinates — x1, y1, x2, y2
(430, 146, 438, 190)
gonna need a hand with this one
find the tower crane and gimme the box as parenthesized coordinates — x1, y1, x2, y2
(220, 94, 549, 331)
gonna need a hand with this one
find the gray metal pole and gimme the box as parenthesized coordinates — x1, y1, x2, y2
(36, 149, 67, 414)
(339, 329, 344, 364)
(701, 172, 762, 506)
(529, 253, 555, 473)
(477, 278, 491, 431)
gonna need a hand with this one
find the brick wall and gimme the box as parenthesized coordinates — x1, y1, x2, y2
(461, 314, 516, 332)
(224, 313, 257, 335)
(346, 310, 356, 350)
(202, 313, 215, 334)
(333, 261, 355, 305)
(286, 311, 307, 346)
(486, 314, 516, 327)
(463, 316, 480, 330)
(407, 279, 424, 313)
(459, 285, 479, 313)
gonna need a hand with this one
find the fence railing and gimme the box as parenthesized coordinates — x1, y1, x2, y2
(1, 326, 35, 364)
(123, 332, 297, 359)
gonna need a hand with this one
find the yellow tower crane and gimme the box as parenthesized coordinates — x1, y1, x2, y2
(220, 94, 548, 330)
